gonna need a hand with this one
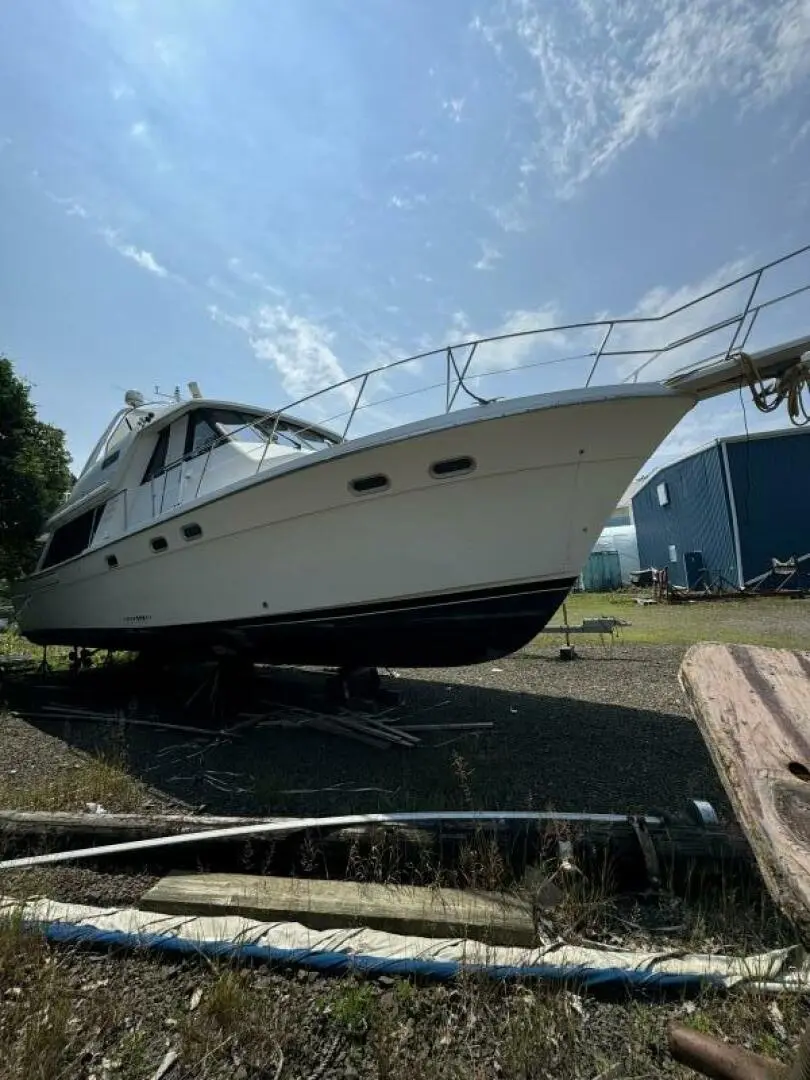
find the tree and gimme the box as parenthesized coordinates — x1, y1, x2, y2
(0, 355, 73, 581)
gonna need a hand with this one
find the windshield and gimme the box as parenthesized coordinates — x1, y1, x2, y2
(209, 410, 338, 452)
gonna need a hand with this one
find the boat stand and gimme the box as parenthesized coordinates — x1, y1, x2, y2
(326, 665, 400, 708)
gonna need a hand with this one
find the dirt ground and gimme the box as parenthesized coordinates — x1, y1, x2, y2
(1, 612, 809, 1079)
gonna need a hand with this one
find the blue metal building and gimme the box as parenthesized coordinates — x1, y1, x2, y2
(631, 427, 810, 589)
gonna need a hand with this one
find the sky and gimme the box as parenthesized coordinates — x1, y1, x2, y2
(1, 0, 809, 478)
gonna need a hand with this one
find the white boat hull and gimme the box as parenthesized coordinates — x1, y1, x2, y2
(13, 387, 693, 667)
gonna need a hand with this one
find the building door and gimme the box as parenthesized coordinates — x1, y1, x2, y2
(684, 550, 707, 591)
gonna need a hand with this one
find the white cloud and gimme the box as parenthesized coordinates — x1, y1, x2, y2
(404, 149, 439, 164)
(475, 0, 810, 192)
(208, 291, 353, 405)
(101, 228, 169, 277)
(129, 120, 149, 140)
(474, 240, 503, 271)
(250, 305, 355, 403)
(647, 396, 793, 468)
(790, 118, 810, 152)
(604, 257, 755, 383)
(46, 193, 88, 218)
(442, 98, 465, 122)
(388, 193, 427, 210)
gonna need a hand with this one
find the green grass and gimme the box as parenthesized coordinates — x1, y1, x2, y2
(540, 590, 810, 649)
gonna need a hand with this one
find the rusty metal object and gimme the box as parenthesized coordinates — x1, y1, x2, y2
(668, 1021, 792, 1080)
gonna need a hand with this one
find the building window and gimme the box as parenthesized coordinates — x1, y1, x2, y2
(657, 482, 670, 507)
(669, 544, 678, 563)
(606, 507, 632, 528)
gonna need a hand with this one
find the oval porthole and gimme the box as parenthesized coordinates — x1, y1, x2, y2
(181, 523, 203, 540)
(150, 536, 168, 553)
(430, 455, 475, 478)
(106, 554, 119, 569)
(349, 473, 390, 495)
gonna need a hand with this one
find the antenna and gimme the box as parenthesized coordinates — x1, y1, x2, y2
(124, 389, 145, 408)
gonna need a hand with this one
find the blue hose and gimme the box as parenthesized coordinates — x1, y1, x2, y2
(34, 917, 725, 991)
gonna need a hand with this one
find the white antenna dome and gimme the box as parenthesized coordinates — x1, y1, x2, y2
(124, 389, 145, 408)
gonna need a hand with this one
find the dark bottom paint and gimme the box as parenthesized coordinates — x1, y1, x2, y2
(26, 578, 576, 669)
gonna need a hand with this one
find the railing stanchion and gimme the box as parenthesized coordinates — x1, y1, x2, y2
(343, 374, 369, 439)
(585, 323, 613, 388)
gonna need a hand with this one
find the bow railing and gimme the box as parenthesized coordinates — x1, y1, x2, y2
(147, 241, 810, 516)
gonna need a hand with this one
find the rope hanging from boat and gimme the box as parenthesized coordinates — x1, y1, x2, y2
(739, 349, 810, 426)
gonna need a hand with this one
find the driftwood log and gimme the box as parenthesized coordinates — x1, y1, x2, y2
(680, 643, 810, 937)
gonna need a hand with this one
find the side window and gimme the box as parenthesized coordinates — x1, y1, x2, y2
(142, 427, 170, 483)
(185, 412, 221, 457)
(41, 505, 103, 569)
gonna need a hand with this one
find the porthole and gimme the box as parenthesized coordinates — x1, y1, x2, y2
(429, 455, 476, 478)
(181, 523, 203, 540)
(106, 554, 119, 569)
(349, 473, 390, 495)
(150, 536, 168, 553)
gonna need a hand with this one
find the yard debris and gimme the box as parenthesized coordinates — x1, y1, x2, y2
(150, 1048, 179, 1080)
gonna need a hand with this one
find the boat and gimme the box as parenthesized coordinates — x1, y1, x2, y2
(10, 253, 810, 671)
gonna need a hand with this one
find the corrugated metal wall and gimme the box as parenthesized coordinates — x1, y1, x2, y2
(578, 549, 622, 592)
(725, 430, 810, 582)
(631, 444, 737, 588)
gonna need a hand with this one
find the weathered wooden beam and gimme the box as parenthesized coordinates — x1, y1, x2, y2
(140, 871, 538, 946)
(680, 643, 810, 935)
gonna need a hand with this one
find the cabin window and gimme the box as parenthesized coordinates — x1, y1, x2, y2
(101, 449, 120, 470)
(429, 456, 476, 478)
(183, 408, 340, 457)
(185, 412, 223, 457)
(274, 421, 336, 452)
(349, 473, 390, 495)
(150, 536, 168, 552)
(41, 505, 103, 569)
(181, 523, 203, 540)
(106, 554, 119, 569)
(143, 427, 170, 482)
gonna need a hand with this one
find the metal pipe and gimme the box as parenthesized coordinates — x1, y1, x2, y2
(342, 373, 369, 438)
(0, 809, 668, 872)
(585, 323, 612, 387)
(668, 1022, 787, 1080)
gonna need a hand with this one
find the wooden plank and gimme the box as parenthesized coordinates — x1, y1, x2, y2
(679, 643, 810, 932)
(140, 872, 538, 946)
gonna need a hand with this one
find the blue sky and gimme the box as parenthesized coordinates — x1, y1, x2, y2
(1, 0, 809, 477)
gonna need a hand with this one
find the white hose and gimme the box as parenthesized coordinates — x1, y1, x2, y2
(0, 810, 643, 871)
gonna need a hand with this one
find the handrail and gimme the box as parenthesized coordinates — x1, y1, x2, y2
(135, 241, 810, 515)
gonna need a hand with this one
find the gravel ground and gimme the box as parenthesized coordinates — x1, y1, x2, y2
(0, 641, 805, 1079)
(2, 643, 727, 820)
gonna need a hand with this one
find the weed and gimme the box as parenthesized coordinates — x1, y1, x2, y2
(332, 981, 378, 1037)
(394, 978, 417, 1008)
(0, 749, 146, 812)
(202, 969, 252, 1031)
